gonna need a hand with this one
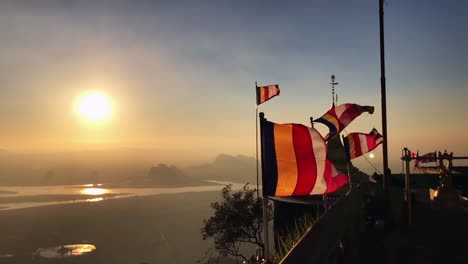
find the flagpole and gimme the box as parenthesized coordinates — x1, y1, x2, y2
(402, 148, 412, 225)
(255, 82, 263, 261)
(379, 0, 391, 228)
(262, 197, 269, 261)
(259, 112, 270, 261)
(255, 82, 259, 199)
(342, 135, 352, 189)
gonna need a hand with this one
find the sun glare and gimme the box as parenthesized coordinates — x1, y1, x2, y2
(77, 92, 112, 121)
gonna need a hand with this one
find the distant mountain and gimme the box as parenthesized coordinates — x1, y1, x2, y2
(186, 154, 256, 183)
(116, 163, 215, 188)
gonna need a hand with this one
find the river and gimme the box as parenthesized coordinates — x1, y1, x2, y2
(0, 181, 244, 210)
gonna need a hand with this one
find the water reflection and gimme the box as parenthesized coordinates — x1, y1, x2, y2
(86, 197, 104, 202)
(80, 188, 109, 195)
(35, 244, 96, 258)
(82, 183, 103, 187)
(1, 181, 244, 210)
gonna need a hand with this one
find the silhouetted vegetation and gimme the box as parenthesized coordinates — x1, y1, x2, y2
(201, 184, 272, 263)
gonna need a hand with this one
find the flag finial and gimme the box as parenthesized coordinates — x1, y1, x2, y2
(330, 75, 339, 107)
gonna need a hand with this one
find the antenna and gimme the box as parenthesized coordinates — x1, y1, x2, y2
(330, 75, 339, 107)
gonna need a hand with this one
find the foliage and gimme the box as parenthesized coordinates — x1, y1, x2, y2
(201, 184, 272, 263)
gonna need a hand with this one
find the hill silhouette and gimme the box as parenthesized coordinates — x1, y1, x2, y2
(186, 154, 256, 183)
(115, 163, 215, 188)
(0, 150, 252, 187)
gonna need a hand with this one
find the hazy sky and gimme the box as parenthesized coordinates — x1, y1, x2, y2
(1, 0, 467, 173)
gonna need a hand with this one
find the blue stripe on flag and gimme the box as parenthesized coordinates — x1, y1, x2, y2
(261, 120, 278, 196)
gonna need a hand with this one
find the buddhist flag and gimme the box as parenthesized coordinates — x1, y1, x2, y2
(314, 103, 374, 139)
(261, 120, 348, 197)
(408, 150, 419, 169)
(414, 151, 437, 169)
(256, 84, 280, 105)
(419, 152, 437, 163)
(344, 129, 383, 161)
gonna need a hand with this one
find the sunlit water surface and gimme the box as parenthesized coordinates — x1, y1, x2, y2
(0, 181, 243, 210)
(34, 244, 97, 259)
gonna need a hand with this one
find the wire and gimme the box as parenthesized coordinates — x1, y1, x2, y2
(362, 152, 382, 174)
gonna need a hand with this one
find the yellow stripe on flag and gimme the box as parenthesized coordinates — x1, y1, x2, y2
(348, 135, 356, 159)
(274, 124, 298, 196)
(323, 113, 340, 131)
(260, 89, 268, 104)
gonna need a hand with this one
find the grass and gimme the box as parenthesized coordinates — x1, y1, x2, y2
(272, 210, 324, 263)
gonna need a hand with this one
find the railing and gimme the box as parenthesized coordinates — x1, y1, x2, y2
(279, 185, 366, 264)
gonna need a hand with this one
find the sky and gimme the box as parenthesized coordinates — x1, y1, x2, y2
(0, 0, 467, 173)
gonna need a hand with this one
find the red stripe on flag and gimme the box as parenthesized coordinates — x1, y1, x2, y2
(327, 173, 349, 193)
(365, 134, 375, 151)
(324, 160, 349, 193)
(272, 85, 280, 96)
(263, 87, 269, 102)
(339, 104, 363, 128)
(292, 125, 317, 195)
(353, 134, 363, 158)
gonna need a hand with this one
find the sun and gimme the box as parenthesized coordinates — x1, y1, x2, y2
(77, 92, 112, 121)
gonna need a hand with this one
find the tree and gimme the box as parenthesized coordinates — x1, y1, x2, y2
(201, 184, 272, 263)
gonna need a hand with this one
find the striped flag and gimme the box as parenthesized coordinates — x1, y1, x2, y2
(344, 128, 383, 161)
(256, 84, 280, 105)
(261, 120, 348, 197)
(419, 152, 437, 163)
(414, 151, 437, 169)
(408, 150, 418, 169)
(314, 103, 374, 139)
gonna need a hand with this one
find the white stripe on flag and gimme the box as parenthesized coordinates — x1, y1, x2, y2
(268, 85, 277, 96)
(376, 136, 383, 145)
(335, 104, 348, 118)
(359, 134, 369, 154)
(308, 127, 327, 195)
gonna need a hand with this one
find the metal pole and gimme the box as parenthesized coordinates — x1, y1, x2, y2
(403, 149, 412, 225)
(342, 135, 352, 189)
(255, 82, 259, 199)
(379, 0, 391, 228)
(346, 162, 352, 190)
(330, 75, 339, 107)
(262, 197, 270, 261)
(259, 112, 270, 261)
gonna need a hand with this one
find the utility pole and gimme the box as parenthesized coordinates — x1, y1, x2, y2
(379, 0, 391, 228)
